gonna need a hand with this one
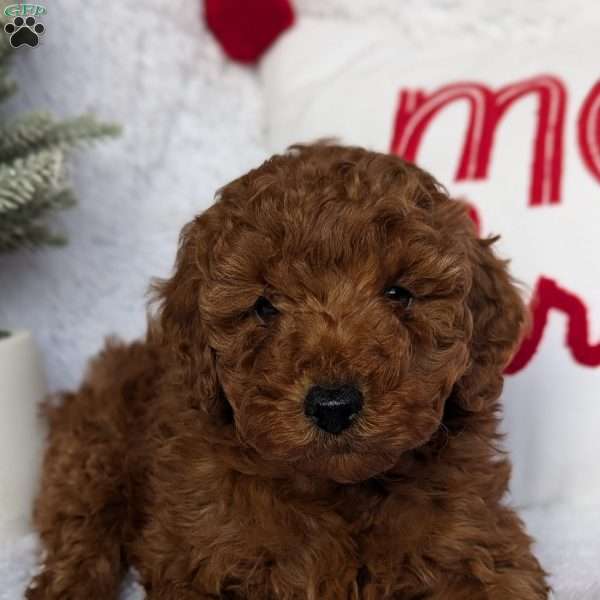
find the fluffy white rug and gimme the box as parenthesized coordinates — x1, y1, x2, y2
(0, 1, 597, 598)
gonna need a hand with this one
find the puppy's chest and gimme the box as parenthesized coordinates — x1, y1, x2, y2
(187, 479, 422, 597)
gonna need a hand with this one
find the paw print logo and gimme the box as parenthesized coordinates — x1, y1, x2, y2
(4, 16, 45, 48)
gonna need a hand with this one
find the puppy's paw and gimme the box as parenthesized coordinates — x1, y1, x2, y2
(25, 571, 57, 600)
(25, 567, 119, 600)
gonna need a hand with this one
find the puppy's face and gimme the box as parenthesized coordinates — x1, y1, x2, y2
(161, 147, 523, 484)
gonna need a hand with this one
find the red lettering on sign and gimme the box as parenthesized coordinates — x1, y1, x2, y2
(391, 75, 567, 206)
(507, 277, 600, 374)
(578, 80, 600, 184)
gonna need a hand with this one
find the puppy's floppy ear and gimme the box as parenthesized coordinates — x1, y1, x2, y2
(453, 211, 527, 412)
(151, 215, 224, 420)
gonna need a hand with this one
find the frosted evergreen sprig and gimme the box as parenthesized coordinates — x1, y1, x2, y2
(0, 183, 76, 251)
(0, 30, 120, 252)
(0, 113, 120, 162)
(0, 149, 64, 214)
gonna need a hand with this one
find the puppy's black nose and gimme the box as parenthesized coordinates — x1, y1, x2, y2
(304, 384, 363, 434)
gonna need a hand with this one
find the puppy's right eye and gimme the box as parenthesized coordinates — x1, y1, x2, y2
(383, 285, 413, 309)
(254, 296, 279, 322)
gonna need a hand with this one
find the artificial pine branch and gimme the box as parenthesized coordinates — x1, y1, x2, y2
(0, 113, 55, 161)
(0, 185, 76, 251)
(0, 149, 64, 212)
(0, 113, 120, 162)
(0, 18, 120, 252)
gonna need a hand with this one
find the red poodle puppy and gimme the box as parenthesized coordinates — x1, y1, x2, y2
(27, 144, 548, 599)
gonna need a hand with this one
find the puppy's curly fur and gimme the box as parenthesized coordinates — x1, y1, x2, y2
(27, 145, 549, 599)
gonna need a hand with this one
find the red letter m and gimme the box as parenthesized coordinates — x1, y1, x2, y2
(390, 75, 567, 206)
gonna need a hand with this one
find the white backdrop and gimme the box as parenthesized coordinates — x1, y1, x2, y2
(0, 0, 594, 390)
(0, 0, 264, 391)
(0, 2, 599, 598)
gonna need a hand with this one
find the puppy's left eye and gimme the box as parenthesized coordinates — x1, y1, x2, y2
(383, 285, 413, 309)
(254, 296, 279, 321)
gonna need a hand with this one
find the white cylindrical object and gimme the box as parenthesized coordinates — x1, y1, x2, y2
(0, 331, 47, 542)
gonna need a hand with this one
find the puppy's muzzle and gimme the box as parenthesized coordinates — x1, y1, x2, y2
(304, 384, 363, 434)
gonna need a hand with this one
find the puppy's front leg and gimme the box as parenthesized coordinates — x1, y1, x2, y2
(430, 510, 549, 600)
(364, 495, 549, 600)
(418, 568, 548, 600)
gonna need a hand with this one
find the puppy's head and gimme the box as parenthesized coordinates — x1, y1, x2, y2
(155, 145, 525, 483)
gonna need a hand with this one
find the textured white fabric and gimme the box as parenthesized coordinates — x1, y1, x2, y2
(0, 0, 266, 393)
